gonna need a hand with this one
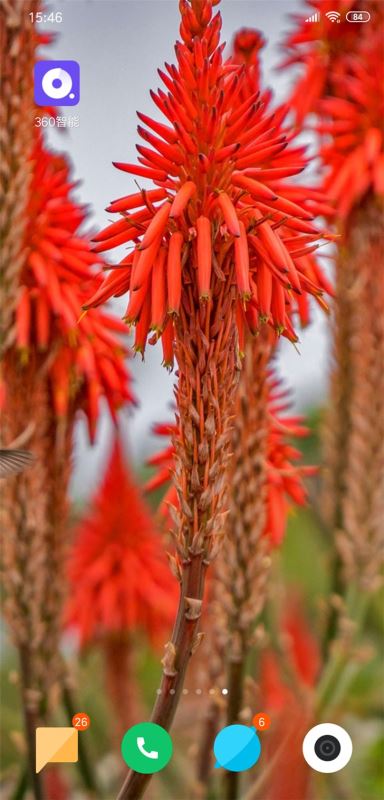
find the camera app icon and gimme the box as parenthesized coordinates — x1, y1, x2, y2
(34, 61, 80, 106)
(302, 723, 353, 773)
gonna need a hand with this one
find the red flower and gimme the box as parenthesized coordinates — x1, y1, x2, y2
(13, 135, 135, 438)
(66, 438, 177, 647)
(320, 33, 384, 216)
(282, 2, 384, 215)
(231, 28, 267, 101)
(282, 1, 370, 125)
(145, 374, 315, 547)
(85, 0, 332, 354)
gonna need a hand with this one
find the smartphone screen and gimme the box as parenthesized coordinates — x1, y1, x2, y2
(1, 2, 383, 799)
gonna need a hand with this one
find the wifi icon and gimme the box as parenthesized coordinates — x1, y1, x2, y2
(325, 10, 341, 22)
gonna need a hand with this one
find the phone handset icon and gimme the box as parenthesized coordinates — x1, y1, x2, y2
(136, 736, 159, 760)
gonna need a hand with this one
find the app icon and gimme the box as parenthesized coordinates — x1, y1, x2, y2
(36, 727, 78, 773)
(214, 724, 261, 772)
(34, 60, 80, 106)
(121, 722, 173, 774)
(302, 723, 353, 773)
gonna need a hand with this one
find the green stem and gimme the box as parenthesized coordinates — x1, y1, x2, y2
(196, 700, 221, 796)
(62, 683, 101, 796)
(11, 766, 28, 800)
(18, 646, 44, 800)
(223, 657, 245, 800)
(316, 585, 370, 716)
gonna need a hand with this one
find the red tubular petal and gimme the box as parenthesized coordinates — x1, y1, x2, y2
(245, 300, 259, 335)
(196, 216, 212, 299)
(86, 380, 100, 443)
(60, 250, 94, 280)
(29, 251, 48, 286)
(132, 236, 162, 290)
(235, 142, 287, 169)
(169, 181, 197, 217)
(36, 292, 50, 349)
(136, 144, 179, 176)
(234, 221, 251, 298)
(271, 279, 286, 330)
(215, 143, 240, 162)
(93, 218, 133, 243)
(113, 162, 167, 181)
(138, 126, 184, 165)
(124, 280, 148, 323)
(84, 270, 131, 309)
(16, 287, 31, 349)
(254, 213, 287, 269)
(92, 227, 141, 253)
(232, 172, 278, 202)
(217, 192, 241, 236)
(277, 217, 319, 235)
(269, 195, 314, 221)
(134, 292, 152, 355)
(151, 248, 167, 331)
(167, 231, 183, 314)
(256, 261, 272, 318)
(250, 166, 305, 180)
(39, 239, 61, 260)
(106, 188, 167, 214)
(137, 111, 177, 143)
(161, 319, 174, 369)
(139, 202, 171, 250)
(45, 227, 71, 242)
(236, 300, 246, 356)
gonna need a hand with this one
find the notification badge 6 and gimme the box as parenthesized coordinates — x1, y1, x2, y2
(34, 60, 80, 106)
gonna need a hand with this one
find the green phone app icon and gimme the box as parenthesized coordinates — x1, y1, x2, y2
(121, 722, 173, 774)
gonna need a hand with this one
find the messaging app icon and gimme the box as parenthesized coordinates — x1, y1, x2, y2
(214, 724, 261, 772)
(36, 727, 78, 773)
(121, 722, 172, 774)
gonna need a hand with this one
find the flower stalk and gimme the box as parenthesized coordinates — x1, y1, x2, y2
(119, 273, 239, 799)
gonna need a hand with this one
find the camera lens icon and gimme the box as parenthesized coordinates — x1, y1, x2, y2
(34, 61, 80, 106)
(303, 723, 352, 773)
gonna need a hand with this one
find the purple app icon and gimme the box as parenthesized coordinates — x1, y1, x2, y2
(34, 60, 80, 106)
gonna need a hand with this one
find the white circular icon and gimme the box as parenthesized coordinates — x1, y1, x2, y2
(41, 67, 74, 100)
(302, 723, 353, 773)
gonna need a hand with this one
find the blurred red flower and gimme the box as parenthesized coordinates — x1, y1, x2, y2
(11, 135, 135, 438)
(282, 1, 384, 216)
(66, 438, 177, 647)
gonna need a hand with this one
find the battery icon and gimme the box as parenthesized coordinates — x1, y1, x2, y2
(346, 10, 371, 22)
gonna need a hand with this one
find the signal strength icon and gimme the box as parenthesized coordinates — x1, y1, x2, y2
(325, 10, 341, 22)
(305, 11, 321, 22)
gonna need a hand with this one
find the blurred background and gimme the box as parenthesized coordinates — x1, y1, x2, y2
(1, 2, 383, 800)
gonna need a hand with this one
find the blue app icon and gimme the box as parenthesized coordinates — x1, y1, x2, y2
(214, 724, 261, 772)
(34, 61, 80, 106)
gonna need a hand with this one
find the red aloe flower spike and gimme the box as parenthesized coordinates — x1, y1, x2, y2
(66, 437, 178, 744)
(86, 2, 332, 346)
(66, 437, 177, 648)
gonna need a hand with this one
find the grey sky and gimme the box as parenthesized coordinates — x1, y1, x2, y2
(39, 0, 331, 498)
